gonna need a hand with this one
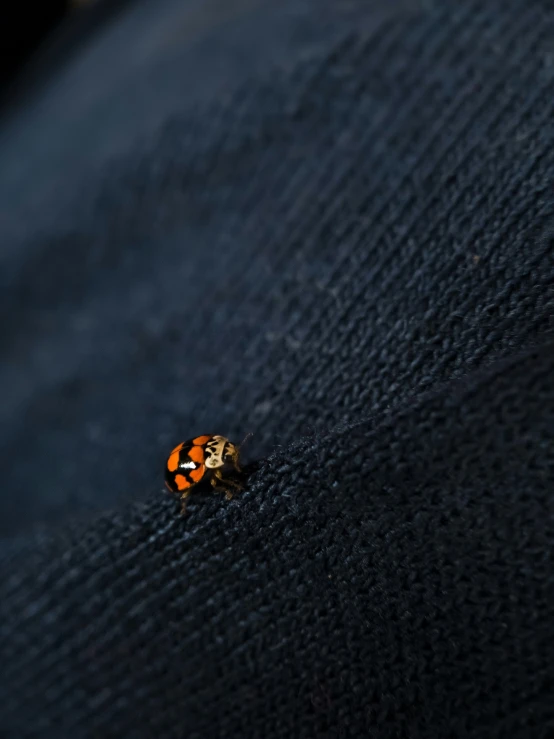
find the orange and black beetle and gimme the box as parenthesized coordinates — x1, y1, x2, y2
(165, 435, 242, 512)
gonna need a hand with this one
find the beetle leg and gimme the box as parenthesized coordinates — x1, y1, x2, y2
(212, 469, 242, 499)
(180, 489, 192, 515)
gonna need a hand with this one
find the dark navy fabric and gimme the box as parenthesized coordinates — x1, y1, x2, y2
(1, 0, 553, 736)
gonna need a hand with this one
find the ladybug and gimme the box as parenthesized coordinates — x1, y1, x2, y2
(165, 435, 242, 512)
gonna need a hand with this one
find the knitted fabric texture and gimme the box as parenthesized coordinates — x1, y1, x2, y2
(0, 0, 553, 736)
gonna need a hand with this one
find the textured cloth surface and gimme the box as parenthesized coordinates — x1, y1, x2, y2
(1, 0, 554, 736)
